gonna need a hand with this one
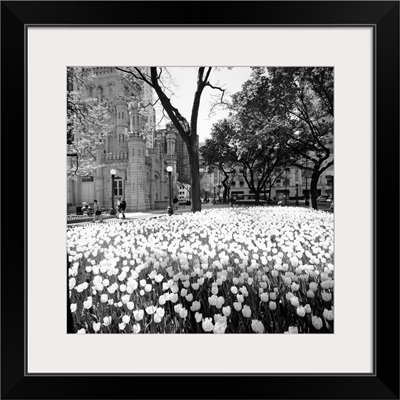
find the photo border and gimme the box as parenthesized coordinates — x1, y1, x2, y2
(1, 1, 399, 399)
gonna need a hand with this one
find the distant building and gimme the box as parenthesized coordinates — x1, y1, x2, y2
(177, 183, 191, 203)
(230, 140, 334, 201)
(199, 139, 334, 202)
(157, 123, 190, 184)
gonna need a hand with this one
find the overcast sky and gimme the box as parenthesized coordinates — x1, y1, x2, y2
(154, 67, 253, 143)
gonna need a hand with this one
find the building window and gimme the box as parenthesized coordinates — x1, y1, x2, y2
(97, 86, 103, 103)
(113, 177, 123, 196)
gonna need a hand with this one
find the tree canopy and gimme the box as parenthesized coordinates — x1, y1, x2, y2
(200, 67, 334, 209)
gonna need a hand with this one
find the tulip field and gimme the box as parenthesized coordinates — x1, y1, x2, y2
(67, 207, 334, 334)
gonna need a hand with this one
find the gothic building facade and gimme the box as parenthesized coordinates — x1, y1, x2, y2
(67, 68, 180, 212)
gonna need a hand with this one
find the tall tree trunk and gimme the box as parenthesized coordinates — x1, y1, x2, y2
(222, 183, 228, 203)
(221, 174, 229, 203)
(149, 67, 205, 213)
(188, 141, 201, 212)
(268, 179, 272, 201)
(310, 170, 322, 210)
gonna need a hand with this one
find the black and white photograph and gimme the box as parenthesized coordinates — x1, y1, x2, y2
(67, 66, 334, 334)
(2, 0, 398, 397)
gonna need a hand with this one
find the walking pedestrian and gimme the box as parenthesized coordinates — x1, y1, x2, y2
(117, 197, 126, 219)
(173, 196, 179, 211)
(230, 195, 236, 208)
(92, 200, 103, 223)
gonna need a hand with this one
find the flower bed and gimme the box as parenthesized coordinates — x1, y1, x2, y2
(67, 207, 334, 334)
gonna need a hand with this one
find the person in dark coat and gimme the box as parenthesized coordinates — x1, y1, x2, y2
(92, 200, 103, 222)
(117, 197, 126, 219)
(173, 196, 179, 211)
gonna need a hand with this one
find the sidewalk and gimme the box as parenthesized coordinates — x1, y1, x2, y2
(67, 201, 330, 227)
(115, 202, 232, 220)
(67, 202, 232, 226)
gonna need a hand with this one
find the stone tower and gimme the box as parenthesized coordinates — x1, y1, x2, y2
(115, 96, 128, 154)
(165, 123, 177, 197)
(127, 131, 147, 211)
(94, 144, 105, 206)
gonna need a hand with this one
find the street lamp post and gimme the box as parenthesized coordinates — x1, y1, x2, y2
(166, 166, 173, 216)
(213, 186, 216, 204)
(295, 181, 299, 206)
(110, 169, 117, 215)
(305, 159, 309, 206)
(285, 167, 289, 206)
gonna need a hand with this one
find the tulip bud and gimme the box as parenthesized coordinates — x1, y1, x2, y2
(242, 305, 252, 318)
(312, 316, 323, 330)
(222, 306, 231, 317)
(92, 322, 101, 332)
(251, 319, 265, 333)
(260, 293, 269, 302)
(322, 291, 332, 302)
(296, 306, 306, 317)
(202, 317, 214, 332)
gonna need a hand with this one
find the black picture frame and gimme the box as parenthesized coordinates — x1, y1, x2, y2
(1, 1, 399, 399)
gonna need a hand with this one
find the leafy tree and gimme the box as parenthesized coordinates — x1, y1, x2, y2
(204, 118, 294, 203)
(115, 67, 225, 213)
(226, 71, 302, 202)
(67, 67, 111, 179)
(200, 125, 239, 202)
(257, 67, 334, 209)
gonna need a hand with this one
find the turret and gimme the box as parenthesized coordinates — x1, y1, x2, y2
(94, 143, 104, 206)
(126, 131, 147, 211)
(115, 96, 128, 153)
(166, 123, 177, 156)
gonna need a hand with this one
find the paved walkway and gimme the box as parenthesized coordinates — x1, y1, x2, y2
(67, 201, 330, 227)
(67, 203, 231, 226)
